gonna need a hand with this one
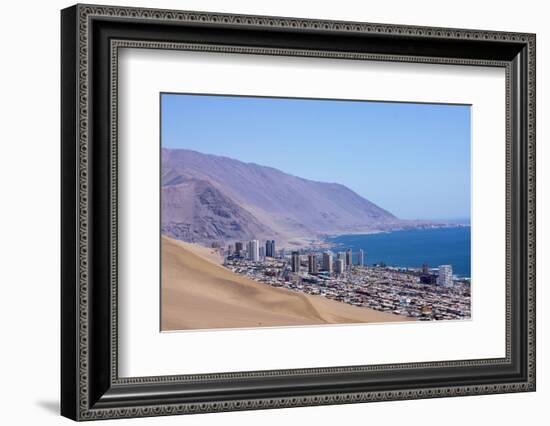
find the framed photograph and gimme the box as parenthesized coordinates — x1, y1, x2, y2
(61, 4, 536, 421)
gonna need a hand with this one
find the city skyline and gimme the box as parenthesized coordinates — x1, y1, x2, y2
(218, 236, 469, 321)
(229, 237, 455, 276)
(161, 93, 471, 220)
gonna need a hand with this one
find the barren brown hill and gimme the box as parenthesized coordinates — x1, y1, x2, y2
(162, 178, 274, 243)
(161, 148, 404, 246)
(161, 236, 409, 331)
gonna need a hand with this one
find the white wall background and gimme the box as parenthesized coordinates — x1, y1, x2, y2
(0, 0, 546, 424)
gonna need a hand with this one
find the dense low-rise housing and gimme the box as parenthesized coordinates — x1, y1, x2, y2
(224, 242, 471, 321)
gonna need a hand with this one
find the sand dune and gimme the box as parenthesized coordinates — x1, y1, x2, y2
(161, 236, 409, 331)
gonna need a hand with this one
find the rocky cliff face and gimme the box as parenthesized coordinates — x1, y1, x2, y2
(161, 148, 402, 245)
(161, 178, 273, 243)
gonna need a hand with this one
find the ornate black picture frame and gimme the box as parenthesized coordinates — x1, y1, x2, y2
(61, 4, 536, 421)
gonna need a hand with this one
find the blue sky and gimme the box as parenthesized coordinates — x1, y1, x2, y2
(161, 93, 471, 220)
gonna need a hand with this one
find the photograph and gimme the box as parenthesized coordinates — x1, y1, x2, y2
(160, 93, 472, 331)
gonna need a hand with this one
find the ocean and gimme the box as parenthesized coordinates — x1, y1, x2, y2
(326, 226, 471, 278)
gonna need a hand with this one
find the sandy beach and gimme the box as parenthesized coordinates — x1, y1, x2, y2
(161, 236, 410, 331)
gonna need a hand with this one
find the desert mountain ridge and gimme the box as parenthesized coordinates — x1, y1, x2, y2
(161, 148, 444, 247)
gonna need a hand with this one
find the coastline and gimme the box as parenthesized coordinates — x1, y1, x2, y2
(325, 225, 472, 279)
(273, 222, 471, 251)
(161, 226, 471, 324)
(165, 224, 472, 279)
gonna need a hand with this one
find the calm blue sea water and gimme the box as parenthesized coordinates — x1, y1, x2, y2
(327, 227, 471, 278)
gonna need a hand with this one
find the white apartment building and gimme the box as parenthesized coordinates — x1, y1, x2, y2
(247, 239, 260, 262)
(437, 264, 453, 287)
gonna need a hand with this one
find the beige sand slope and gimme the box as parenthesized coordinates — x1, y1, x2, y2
(161, 236, 409, 331)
